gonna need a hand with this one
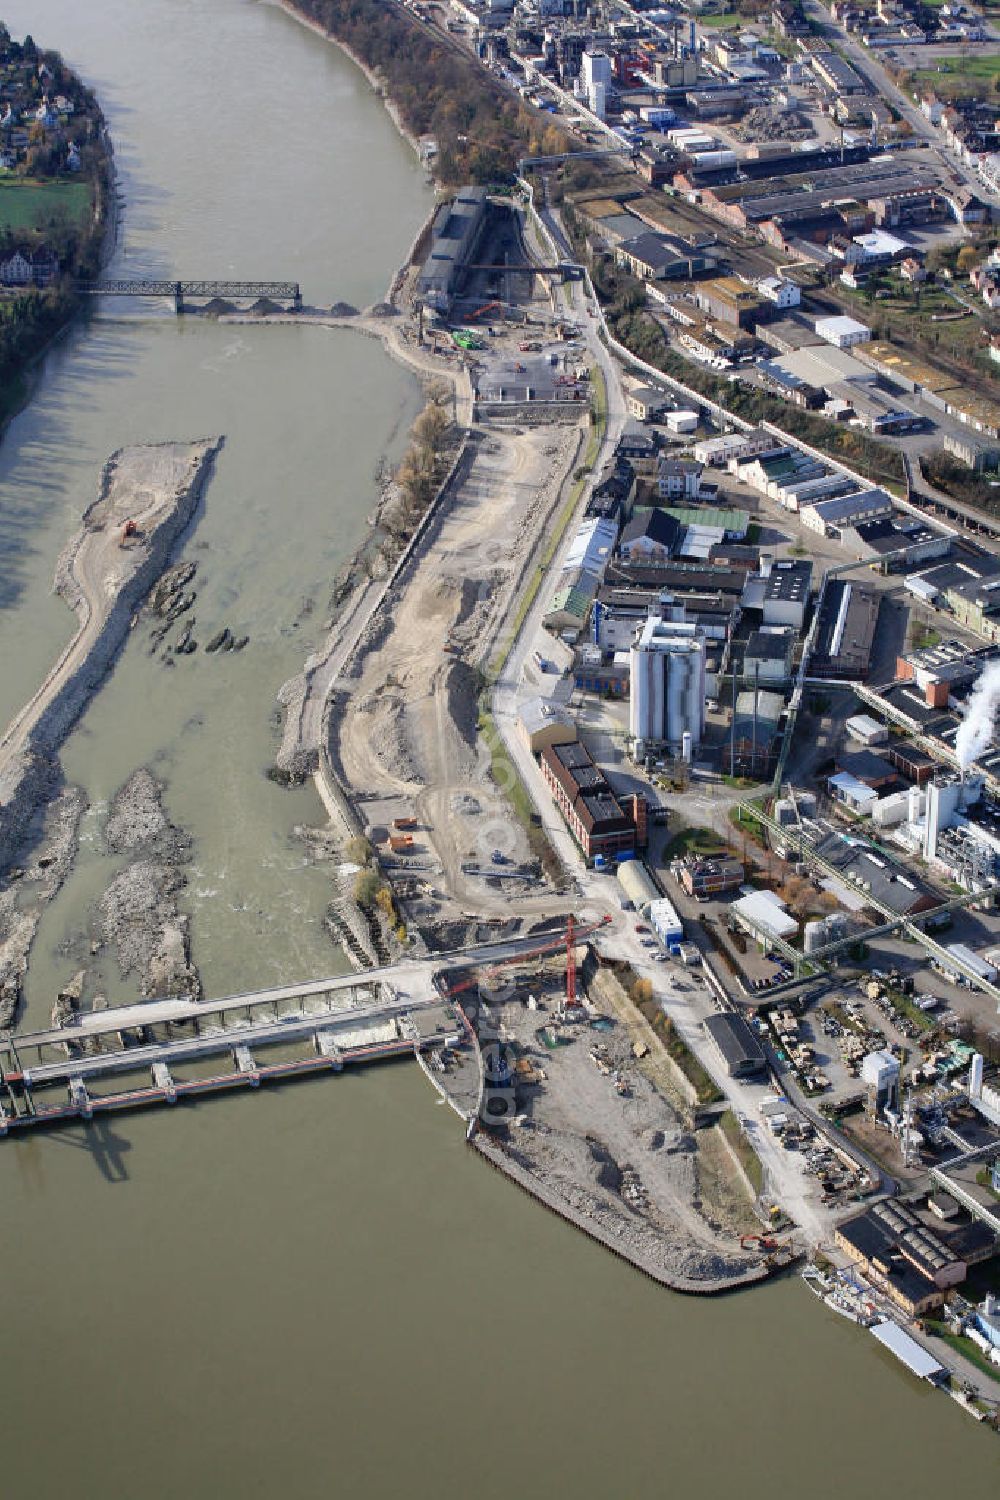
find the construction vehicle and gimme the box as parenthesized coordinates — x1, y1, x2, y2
(119, 517, 138, 547)
(468, 300, 502, 321)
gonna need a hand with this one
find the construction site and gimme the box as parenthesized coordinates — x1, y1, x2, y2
(424, 918, 795, 1293)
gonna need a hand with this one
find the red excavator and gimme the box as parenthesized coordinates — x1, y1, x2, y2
(119, 517, 138, 547)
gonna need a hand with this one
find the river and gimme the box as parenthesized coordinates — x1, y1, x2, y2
(0, 2, 996, 1494)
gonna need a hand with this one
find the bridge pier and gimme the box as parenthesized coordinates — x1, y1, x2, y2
(174, 281, 183, 315)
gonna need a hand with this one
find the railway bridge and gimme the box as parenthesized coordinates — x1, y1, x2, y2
(78, 278, 302, 313)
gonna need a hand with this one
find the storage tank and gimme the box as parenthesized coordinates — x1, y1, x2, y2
(681, 730, 693, 763)
(908, 784, 922, 825)
(803, 919, 827, 955)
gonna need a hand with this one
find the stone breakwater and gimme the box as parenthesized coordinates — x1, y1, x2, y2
(0, 438, 223, 867)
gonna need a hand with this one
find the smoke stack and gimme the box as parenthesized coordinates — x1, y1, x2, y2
(970, 1052, 984, 1101)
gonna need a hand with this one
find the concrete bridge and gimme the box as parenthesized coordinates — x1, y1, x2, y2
(78, 279, 302, 313)
(0, 923, 602, 1132)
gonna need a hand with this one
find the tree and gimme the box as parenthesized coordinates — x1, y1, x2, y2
(957, 245, 980, 275)
(631, 977, 654, 1007)
(345, 835, 372, 866)
(412, 401, 449, 452)
(354, 869, 383, 908)
(375, 885, 395, 919)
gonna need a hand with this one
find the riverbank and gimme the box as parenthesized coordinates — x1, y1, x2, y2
(0, 30, 115, 444)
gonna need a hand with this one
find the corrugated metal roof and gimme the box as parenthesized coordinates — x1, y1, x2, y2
(869, 1321, 945, 1383)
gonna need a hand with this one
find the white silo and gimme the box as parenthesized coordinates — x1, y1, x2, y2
(970, 1052, 984, 1100)
(681, 730, 693, 763)
(804, 918, 827, 955)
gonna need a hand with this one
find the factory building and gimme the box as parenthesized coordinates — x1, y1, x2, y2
(629, 619, 706, 750)
(737, 557, 812, 629)
(540, 742, 641, 859)
(416, 187, 489, 313)
(809, 580, 882, 679)
(705, 1012, 767, 1077)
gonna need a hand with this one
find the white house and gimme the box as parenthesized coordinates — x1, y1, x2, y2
(757, 276, 800, 309)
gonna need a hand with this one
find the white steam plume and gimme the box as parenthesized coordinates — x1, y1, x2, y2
(955, 660, 1000, 769)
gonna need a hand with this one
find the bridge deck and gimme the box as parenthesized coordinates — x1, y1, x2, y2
(4, 931, 570, 1055)
(80, 279, 301, 298)
(21, 999, 425, 1087)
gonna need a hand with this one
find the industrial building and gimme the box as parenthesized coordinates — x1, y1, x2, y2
(730, 888, 798, 944)
(727, 688, 785, 777)
(835, 1199, 995, 1317)
(693, 276, 763, 330)
(416, 186, 489, 313)
(705, 1012, 767, 1077)
(679, 855, 744, 898)
(629, 618, 706, 751)
(540, 742, 642, 859)
(809, 580, 882, 679)
(518, 698, 578, 756)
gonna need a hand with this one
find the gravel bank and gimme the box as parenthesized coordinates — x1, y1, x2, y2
(97, 770, 199, 1000)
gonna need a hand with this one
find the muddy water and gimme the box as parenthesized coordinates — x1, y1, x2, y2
(0, 3, 997, 1496)
(0, 0, 430, 1015)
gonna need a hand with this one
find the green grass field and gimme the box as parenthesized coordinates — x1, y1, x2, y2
(0, 177, 91, 233)
(697, 11, 741, 27)
(921, 52, 1000, 79)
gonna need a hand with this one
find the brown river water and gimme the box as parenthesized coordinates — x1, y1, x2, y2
(0, 2, 996, 1493)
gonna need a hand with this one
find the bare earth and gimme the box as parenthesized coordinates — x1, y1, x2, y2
(334, 420, 582, 916)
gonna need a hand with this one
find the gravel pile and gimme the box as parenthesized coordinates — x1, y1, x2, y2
(106, 768, 191, 863)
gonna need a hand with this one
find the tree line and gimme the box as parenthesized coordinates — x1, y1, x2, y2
(288, 0, 568, 182)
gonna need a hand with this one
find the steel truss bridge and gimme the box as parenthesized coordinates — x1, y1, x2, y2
(78, 279, 302, 312)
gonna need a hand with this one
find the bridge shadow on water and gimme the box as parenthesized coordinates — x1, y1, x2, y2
(43, 1116, 133, 1184)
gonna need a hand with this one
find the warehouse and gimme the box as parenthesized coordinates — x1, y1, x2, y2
(815, 315, 871, 350)
(799, 488, 893, 537)
(809, 579, 882, 678)
(705, 1012, 767, 1077)
(617, 858, 661, 912)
